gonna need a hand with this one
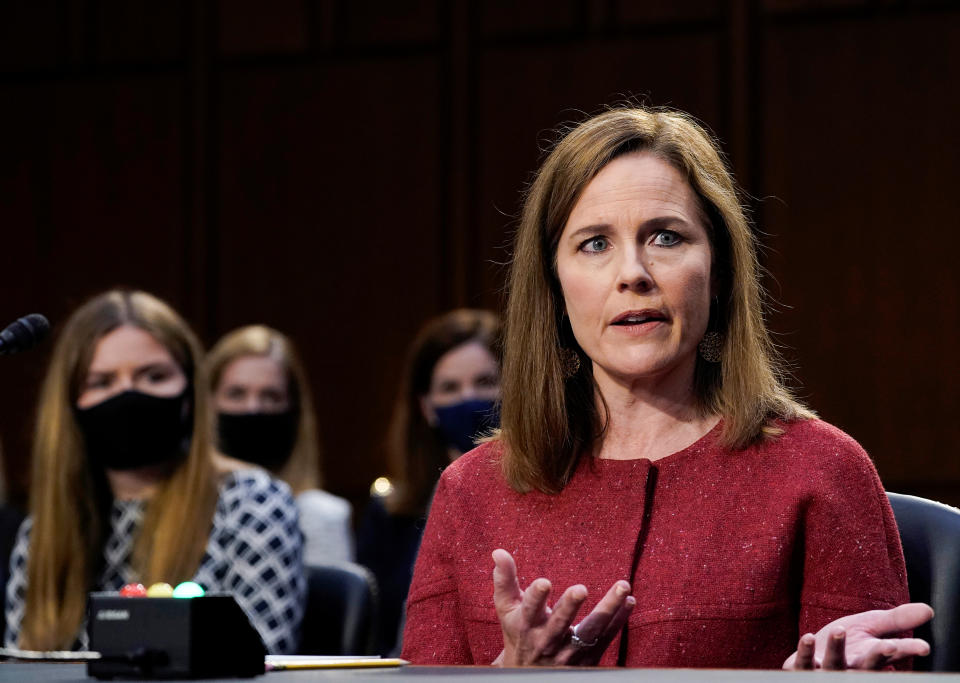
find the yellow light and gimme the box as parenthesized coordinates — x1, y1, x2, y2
(146, 582, 174, 598)
(371, 476, 394, 497)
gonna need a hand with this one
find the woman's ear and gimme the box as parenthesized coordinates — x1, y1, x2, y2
(419, 395, 437, 427)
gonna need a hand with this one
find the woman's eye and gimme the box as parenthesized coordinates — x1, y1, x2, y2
(652, 230, 682, 247)
(260, 390, 285, 407)
(148, 371, 171, 383)
(580, 236, 609, 253)
(86, 376, 110, 389)
(438, 381, 461, 394)
(475, 375, 499, 389)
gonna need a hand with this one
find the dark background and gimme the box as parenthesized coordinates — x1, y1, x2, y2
(1, 0, 958, 513)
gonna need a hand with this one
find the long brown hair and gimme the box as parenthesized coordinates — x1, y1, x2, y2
(387, 309, 501, 517)
(206, 325, 322, 494)
(21, 290, 219, 650)
(500, 106, 814, 494)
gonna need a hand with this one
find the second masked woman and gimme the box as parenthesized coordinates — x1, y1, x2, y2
(207, 325, 353, 565)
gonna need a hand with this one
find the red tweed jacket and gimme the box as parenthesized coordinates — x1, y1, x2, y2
(402, 419, 909, 668)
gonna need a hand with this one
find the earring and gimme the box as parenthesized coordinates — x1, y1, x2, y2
(698, 331, 723, 363)
(560, 348, 581, 377)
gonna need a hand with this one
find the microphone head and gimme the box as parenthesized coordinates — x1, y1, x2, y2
(0, 313, 51, 355)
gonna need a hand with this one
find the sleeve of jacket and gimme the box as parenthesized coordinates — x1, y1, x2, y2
(4, 517, 31, 648)
(202, 471, 306, 655)
(798, 428, 910, 636)
(400, 470, 474, 664)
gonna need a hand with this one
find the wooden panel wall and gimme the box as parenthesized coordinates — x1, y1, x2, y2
(760, 4, 960, 503)
(0, 0, 958, 511)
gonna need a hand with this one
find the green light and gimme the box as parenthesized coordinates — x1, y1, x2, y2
(172, 581, 205, 598)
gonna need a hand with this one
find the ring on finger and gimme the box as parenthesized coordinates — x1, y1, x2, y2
(570, 625, 598, 649)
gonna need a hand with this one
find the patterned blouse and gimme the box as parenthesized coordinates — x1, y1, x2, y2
(4, 469, 305, 654)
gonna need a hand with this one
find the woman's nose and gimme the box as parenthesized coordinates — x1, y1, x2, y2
(616, 249, 655, 293)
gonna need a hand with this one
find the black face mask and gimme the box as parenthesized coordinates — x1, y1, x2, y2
(433, 398, 500, 455)
(216, 410, 298, 472)
(75, 389, 191, 471)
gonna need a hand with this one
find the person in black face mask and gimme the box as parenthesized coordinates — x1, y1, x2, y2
(4, 290, 305, 655)
(207, 326, 352, 566)
(356, 308, 501, 656)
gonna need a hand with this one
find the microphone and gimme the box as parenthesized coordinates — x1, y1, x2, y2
(0, 314, 50, 355)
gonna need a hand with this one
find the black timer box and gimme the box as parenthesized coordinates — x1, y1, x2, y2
(87, 593, 265, 679)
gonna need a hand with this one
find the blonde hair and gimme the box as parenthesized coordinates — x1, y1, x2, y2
(22, 290, 219, 650)
(500, 106, 814, 493)
(207, 326, 321, 494)
(386, 310, 500, 517)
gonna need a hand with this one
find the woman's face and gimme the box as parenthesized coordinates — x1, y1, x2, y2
(555, 151, 713, 389)
(420, 340, 500, 424)
(214, 355, 290, 414)
(77, 325, 187, 408)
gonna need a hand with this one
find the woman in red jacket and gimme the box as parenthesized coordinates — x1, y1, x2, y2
(402, 107, 931, 669)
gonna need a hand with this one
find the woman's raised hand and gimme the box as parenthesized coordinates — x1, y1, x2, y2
(783, 603, 933, 670)
(490, 548, 634, 666)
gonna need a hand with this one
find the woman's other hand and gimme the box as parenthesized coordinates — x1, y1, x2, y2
(490, 548, 634, 666)
(783, 603, 933, 670)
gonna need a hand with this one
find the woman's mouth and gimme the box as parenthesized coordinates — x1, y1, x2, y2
(610, 309, 668, 327)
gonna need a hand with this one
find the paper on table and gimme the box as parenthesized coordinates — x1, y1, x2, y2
(0, 646, 102, 661)
(265, 655, 407, 670)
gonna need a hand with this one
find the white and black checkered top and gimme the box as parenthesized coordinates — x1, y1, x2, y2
(4, 468, 306, 655)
